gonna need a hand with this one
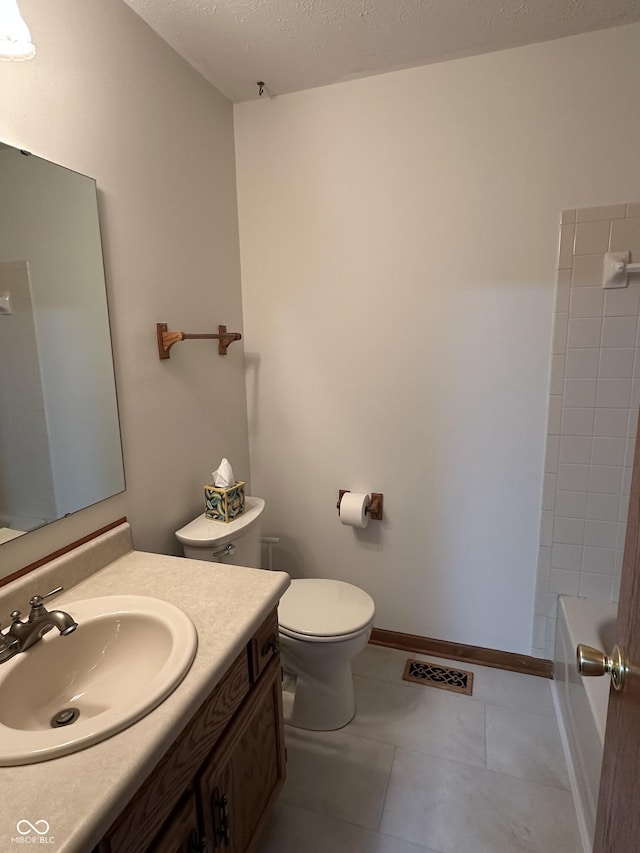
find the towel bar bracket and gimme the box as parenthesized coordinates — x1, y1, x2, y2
(157, 323, 242, 359)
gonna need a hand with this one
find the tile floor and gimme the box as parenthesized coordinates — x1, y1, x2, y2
(258, 645, 582, 853)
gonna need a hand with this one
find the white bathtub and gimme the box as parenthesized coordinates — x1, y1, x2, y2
(554, 596, 618, 852)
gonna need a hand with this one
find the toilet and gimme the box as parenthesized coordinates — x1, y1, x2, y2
(175, 496, 375, 731)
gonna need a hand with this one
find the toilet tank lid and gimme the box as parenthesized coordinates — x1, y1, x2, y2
(175, 496, 265, 547)
(278, 579, 375, 637)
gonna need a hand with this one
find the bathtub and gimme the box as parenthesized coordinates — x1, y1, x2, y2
(554, 596, 618, 852)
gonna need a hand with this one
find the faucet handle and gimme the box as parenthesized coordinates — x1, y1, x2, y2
(29, 586, 63, 609)
(28, 586, 64, 621)
(10, 611, 22, 624)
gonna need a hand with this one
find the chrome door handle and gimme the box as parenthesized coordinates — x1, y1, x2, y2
(211, 543, 236, 559)
(576, 643, 627, 692)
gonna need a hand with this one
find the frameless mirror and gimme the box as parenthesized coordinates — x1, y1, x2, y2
(0, 142, 124, 546)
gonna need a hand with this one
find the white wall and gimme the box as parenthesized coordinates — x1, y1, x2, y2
(235, 23, 640, 654)
(0, 0, 249, 577)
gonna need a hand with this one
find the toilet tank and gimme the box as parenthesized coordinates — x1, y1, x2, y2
(175, 496, 265, 568)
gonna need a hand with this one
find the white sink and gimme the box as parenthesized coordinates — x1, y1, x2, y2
(0, 595, 197, 765)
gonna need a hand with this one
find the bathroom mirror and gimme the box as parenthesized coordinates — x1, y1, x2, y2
(0, 142, 124, 546)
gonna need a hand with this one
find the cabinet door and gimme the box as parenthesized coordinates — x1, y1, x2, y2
(149, 791, 204, 853)
(199, 658, 286, 853)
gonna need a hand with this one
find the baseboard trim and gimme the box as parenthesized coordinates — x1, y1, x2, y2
(369, 627, 553, 679)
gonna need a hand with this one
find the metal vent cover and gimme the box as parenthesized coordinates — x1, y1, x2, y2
(402, 659, 473, 696)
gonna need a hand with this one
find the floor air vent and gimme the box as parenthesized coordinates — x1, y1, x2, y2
(402, 659, 474, 696)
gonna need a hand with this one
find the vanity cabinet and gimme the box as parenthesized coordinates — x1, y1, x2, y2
(147, 792, 202, 853)
(97, 610, 285, 853)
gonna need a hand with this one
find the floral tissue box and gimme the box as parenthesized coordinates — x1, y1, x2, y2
(204, 481, 245, 523)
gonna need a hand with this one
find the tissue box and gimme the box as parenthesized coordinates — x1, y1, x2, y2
(204, 481, 245, 523)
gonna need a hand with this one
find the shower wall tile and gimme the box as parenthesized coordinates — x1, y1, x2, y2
(549, 569, 580, 596)
(547, 396, 562, 433)
(611, 575, 622, 604)
(579, 573, 612, 600)
(555, 270, 571, 312)
(558, 224, 575, 268)
(595, 379, 631, 408)
(582, 546, 615, 574)
(591, 437, 626, 466)
(544, 435, 560, 473)
(571, 254, 602, 287)
(576, 204, 626, 222)
(594, 408, 628, 437)
(602, 317, 637, 347)
(561, 407, 594, 435)
(588, 465, 624, 494)
(574, 220, 610, 255)
(551, 543, 582, 571)
(584, 520, 618, 548)
(557, 463, 589, 491)
(586, 492, 620, 522)
(555, 490, 587, 518)
(559, 435, 592, 464)
(609, 217, 640, 252)
(552, 313, 568, 353)
(599, 348, 634, 378)
(565, 348, 599, 379)
(564, 379, 596, 408)
(569, 286, 604, 318)
(567, 317, 601, 348)
(550, 356, 565, 395)
(604, 284, 640, 317)
(533, 203, 640, 654)
(553, 517, 584, 545)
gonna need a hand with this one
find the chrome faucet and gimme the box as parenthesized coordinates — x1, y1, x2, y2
(0, 587, 78, 663)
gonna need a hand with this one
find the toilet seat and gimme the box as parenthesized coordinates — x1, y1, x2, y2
(278, 579, 375, 642)
(278, 623, 371, 644)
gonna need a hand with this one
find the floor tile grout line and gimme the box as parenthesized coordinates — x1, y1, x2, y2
(271, 799, 446, 853)
(276, 794, 389, 837)
(352, 671, 557, 714)
(376, 744, 396, 832)
(481, 762, 572, 793)
(482, 699, 487, 769)
(285, 727, 488, 774)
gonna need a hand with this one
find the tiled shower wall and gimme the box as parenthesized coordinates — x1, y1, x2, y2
(533, 202, 640, 659)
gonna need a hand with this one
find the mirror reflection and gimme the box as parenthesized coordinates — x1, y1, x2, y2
(0, 143, 124, 545)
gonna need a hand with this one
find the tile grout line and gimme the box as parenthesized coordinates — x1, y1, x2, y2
(375, 744, 396, 833)
(482, 699, 487, 770)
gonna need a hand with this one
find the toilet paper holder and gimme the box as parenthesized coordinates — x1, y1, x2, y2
(337, 490, 384, 521)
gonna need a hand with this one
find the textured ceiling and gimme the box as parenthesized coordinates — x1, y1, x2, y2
(123, 0, 640, 103)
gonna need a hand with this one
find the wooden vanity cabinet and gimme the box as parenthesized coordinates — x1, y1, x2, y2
(97, 610, 285, 853)
(198, 657, 285, 853)
(146, 791, 202, 853)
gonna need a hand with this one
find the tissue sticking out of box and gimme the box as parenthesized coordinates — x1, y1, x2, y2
(212, 458, 234, 489)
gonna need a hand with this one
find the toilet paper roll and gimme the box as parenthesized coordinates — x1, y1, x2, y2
(339, 492, 371, 528)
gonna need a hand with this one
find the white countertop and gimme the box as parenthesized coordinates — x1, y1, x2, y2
(0, 545, 290, 853)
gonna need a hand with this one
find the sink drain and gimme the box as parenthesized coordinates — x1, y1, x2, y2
(50, 707, 80, 728)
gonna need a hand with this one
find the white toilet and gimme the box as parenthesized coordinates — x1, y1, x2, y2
(175, 496, 375, 731)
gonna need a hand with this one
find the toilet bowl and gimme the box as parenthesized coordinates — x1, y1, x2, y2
(278, 578, 374, 730)
(175, 496, 375, 731)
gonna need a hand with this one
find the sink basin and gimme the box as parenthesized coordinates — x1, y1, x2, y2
(0, 595, 197, 765)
